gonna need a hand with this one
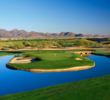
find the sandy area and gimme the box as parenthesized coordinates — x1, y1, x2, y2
(24, 64, 95, 73)
(0, 47, 92, 51)
(75, 58, 82, 60)
(10, 57, 32, 64)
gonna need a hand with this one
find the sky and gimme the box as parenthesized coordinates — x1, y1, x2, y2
(0, 0, 109, 34)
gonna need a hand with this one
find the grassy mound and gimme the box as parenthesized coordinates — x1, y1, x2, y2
(0, 75, 110, 100)
(8, 50, 94, 69)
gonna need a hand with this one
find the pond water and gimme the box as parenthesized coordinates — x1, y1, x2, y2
(0, 55, 110, 95)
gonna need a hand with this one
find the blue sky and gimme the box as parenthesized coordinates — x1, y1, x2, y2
(0, 0, 109, 34)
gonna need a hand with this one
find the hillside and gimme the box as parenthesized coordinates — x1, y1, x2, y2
(0, 39, 101, 50)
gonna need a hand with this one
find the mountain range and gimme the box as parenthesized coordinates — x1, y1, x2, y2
(0, 29, 109, 39)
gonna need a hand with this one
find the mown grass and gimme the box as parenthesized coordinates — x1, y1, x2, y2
(0, 51, 22, 56)
(0, 74, 110, 100)
(8, 50, 94, 69)
(93, 49, 110, 57)
(0, 52, 13, 56)
(0, 52, 8, 56)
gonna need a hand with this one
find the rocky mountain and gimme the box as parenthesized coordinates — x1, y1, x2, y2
(0, 29, 49, 39)
(0, 29, 109, 39)
(0, 29, 76, 39)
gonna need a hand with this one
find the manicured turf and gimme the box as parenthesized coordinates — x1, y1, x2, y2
(93, 49, 110, 57)
(0, 52, 13, 56)
(8, 50, 94, 69)
(0, 52, 8, 56)
(0, 74, 110, 100)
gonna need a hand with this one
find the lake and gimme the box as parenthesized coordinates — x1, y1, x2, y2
(0, 55, 110, 95)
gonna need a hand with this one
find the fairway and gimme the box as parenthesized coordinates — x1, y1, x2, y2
(7, 50, 94, 70)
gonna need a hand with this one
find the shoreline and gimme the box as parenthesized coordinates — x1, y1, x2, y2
(26, 62, 95, 72)
(25, 66, 95, 72)
(7, 63, 95, 73)
(92, 53, 110, 58)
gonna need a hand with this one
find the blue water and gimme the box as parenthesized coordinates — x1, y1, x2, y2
(0, 55, 110, 95)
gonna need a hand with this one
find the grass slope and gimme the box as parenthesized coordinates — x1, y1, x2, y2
(8, 50, 94, 69)
(0, 75, 110, 100)
(93, 49, 110, 57)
